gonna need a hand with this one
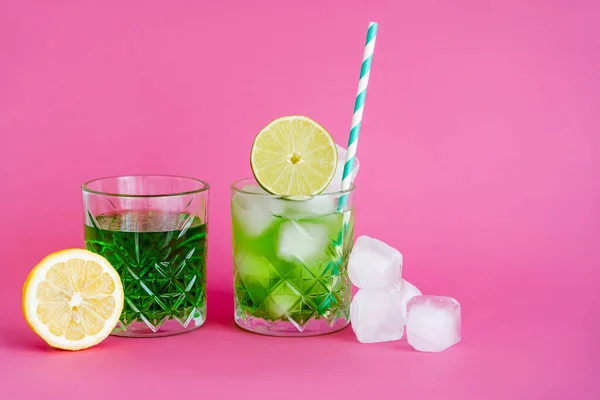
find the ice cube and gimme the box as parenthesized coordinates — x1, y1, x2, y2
(406, 295, 461, 352)
(350, 288, 405, 343)
(324, 144, 360, 193)
(231, 184, 275, 236)
(277, 220, 329, 262)
(348, 236, 403, 288)
(393, 279, 422, 319)
(234, 250, 276, 305)
(235, 250, 275, 285)
(264, 282, 302, 319)
(272, 195, 337, 218)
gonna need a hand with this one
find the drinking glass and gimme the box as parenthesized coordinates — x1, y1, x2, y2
(82, 175, 209, 337)
(231, 178, 355, 336)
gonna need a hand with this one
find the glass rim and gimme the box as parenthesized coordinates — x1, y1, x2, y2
(82, 174, 210, 198)
(231, 177, 356, 198)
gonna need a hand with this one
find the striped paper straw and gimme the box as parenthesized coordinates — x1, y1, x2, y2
(338, 22, 378, 210)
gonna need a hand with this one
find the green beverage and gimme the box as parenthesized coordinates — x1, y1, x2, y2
(231, 185, 354, 336)
(84, 210, 207, 336)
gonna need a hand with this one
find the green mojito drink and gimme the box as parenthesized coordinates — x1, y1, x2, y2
(231, 115, 358, 336)
(231, 180, 355, 336)
(82, 175, 209, 337)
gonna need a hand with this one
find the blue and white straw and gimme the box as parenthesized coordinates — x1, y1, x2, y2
(338, 22, 378, 210)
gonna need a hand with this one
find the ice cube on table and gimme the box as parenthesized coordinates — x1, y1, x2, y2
(348, 236, 403, 288)
(394, 279, 422, 320)
(324, 144, 360, 194)
(231, 184, 275, 236)
(350, 288, 405, 343)
(277, 220, 329, 262)
(406, 295, 461, 352)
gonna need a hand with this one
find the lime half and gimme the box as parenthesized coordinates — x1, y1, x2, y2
(250, 116, 338, 196)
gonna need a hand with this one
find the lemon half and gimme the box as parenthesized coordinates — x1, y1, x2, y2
(23, 249, 124, 351)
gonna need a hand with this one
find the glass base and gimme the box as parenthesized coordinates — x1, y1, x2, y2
(235, 310, 349, 337)
(111, 312, 206, 338)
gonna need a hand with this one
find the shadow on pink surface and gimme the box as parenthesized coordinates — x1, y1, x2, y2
(0, 325, 55, 353)
(205, 287, 236, 330)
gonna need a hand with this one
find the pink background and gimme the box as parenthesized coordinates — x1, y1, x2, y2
(1, 0, 598, 398)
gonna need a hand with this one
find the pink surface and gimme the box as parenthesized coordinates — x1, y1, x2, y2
(0, 0, 598, 398)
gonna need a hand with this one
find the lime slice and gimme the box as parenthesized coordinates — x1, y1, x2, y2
(250, 116, 338, 196)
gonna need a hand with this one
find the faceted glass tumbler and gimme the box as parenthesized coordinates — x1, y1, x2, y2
(82, 175, 209, 337)
(230, 178, 355, 336)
